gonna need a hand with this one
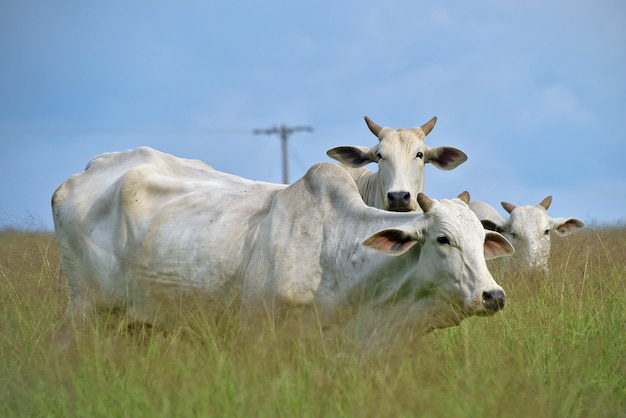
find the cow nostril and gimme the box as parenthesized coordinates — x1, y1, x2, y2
(482, 289, 506, 312)
(387, 192, 411, 206)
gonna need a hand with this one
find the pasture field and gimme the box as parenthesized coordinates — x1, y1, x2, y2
(0, 227, 624, 417)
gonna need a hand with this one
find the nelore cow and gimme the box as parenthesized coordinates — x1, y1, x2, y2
(470, 196, 585, 273)
(326, 116, 467, 212)
(52, 147, 513, 341)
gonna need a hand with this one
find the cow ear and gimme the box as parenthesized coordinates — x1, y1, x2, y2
(481, 219, 499, 232)
(326, 146, 375, 167)
(425, 147, 468, 170)
(551, 217, 585, 236)
(363, 227, 420, 256)
(484, 231, 515, 260)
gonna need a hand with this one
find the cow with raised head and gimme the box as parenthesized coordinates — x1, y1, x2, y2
(470, 196, 585, 272)
(326, 116, 468, 212)
(52, 147, 513, 343)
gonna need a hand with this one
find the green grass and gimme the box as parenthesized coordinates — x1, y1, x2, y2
(1, 227, 624, 417)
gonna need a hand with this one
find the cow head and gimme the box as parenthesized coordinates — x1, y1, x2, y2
(327, 116, 468, 212)
(492, 196, 585, 272)
(363, 192, 514, 327)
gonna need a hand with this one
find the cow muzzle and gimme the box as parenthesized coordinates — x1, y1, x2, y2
(386, 191, 413, 211)
(480, 289, 506, 315)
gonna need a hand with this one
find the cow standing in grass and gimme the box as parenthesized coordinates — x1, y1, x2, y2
(52, 147, 513, 345)
(327, 116, 468, 212)
(470, 196, 585, 272)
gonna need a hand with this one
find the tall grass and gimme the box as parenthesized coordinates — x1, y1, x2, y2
(1, 227, 624, 417)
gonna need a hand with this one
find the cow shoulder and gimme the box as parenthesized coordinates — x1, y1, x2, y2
(469, 201, 507, 231)
(245, 163, 365, 307)
(301, 162, 362, 201)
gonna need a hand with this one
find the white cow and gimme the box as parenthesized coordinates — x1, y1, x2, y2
(52, 147, 513, 340)
(470, 196, 585, 272)
(326, 116, 468, 212)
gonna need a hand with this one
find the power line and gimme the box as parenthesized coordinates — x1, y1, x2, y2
(0, 127, 254, 137)
(253, 124, 313, 184)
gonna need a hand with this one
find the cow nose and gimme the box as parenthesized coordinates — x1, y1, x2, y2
(482, 289, 506, 313)
(387, 191, 411, 208)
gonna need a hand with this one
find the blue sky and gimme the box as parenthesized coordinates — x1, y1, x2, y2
(1, 0, 625, 230)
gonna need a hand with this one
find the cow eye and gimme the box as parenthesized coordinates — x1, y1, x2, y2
(437, 236, 451, 245)
(544, 229, 550, 236)
(416, 151, 424, 159)
(510, 232, 517, 239)
(376, 152, 383, 161)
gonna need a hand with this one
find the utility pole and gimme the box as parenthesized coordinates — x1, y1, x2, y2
(253, 124, 313, 184)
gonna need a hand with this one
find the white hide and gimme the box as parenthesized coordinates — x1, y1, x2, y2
(52, 147, 513, 336)
(470, 197, 585, 272)
(326, 116, 468, 212)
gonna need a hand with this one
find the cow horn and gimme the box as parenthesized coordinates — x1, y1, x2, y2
(420, 116, 437, 136)
(457, 191, 470, 204)
(539, 195, 552, 210)
(417, 193, 433, 212)
(501, 201, 516, 214)
(364, 116, 383, 138)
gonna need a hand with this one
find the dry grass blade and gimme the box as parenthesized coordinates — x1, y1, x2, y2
(0, 227, 625, 417)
